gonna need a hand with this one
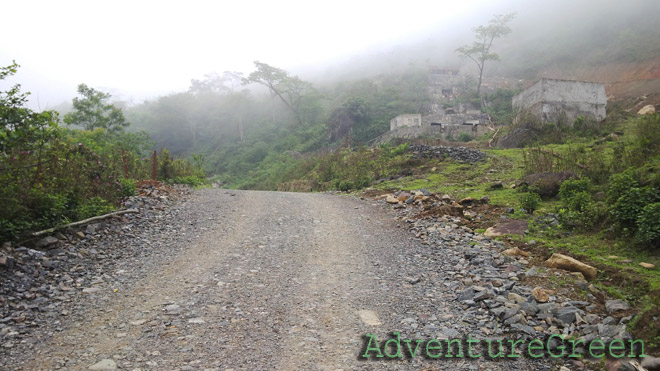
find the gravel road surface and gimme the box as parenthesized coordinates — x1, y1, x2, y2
(5, 189, 557, 370)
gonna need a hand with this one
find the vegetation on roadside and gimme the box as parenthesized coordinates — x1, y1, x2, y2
(0, 63, 204, 241)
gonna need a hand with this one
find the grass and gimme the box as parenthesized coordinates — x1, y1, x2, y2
(374, 149, 526, 205)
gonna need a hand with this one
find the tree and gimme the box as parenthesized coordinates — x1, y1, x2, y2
(245, 61, 314, 126)
(327, 97, 370, 142)
(0, 61, 59, 155)
(189, 71, 244, 95)
(456, 13, 516, 96)
(64, 84, 130, 133)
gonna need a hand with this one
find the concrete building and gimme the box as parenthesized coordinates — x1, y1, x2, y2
(512, 78, 607, 124)
(390, 114, 422, 131)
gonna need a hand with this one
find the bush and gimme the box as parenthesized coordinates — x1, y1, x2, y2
(338, 180, 355, 192)
(637, 203, 660, 246)
(610, 185, 658, 233)
(457, 132, 472, 142)
(557, 179, 600, 227)
(73, 197, 114, 220)
(607, 170, 638, 204)
(119, 178, 137, 198)
(559, 178, 591, 198)
(519, 192, 541, 214)
(169, 176, 205, 187)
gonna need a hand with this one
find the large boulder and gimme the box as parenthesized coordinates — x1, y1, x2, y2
(484, 219, 528, 237)
(638, 104, 656, 115)
(521, 171, 577, 198)
(545, 253, 597, 281)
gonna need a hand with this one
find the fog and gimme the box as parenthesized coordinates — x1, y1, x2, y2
(1, 0, 658, 109)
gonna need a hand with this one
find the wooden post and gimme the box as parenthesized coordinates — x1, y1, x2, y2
(152, 150, 157, 180)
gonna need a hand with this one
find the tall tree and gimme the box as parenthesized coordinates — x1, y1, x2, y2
(64, 84, 130, 133)
(245, 61, 313, 126)
(456, 13, 515, 96)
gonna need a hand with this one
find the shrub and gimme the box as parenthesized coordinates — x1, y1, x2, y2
(338, 180, 355, 192)
(636, 203, 660, 246)
(559, 179, 592, 198)
(119, 178, 137, 198)
(519, 192, 541, 214)
(609, 185, 658, 233)
(73, 197, 114, 220)
(169, 175, 205, 187)
(457, 132, 472, 142)
(607, 170, 638, 204)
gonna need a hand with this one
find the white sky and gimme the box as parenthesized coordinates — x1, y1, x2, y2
(1, 0, 513, 109)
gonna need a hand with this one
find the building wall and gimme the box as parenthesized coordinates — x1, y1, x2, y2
(375, 122, 492, 145)
(513, 78, 607, 123)
(390, 114, 422, 131)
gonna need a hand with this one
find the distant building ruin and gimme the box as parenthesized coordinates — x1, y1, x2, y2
(390, 114, 422, 131)
(512, 78, 607, 124)
(375, 67, 494, 144)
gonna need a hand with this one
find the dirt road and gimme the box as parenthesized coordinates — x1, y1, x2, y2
(8, 190, 552, 370)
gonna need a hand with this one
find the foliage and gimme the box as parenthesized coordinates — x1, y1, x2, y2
(635, 114, 660, 155)
(484, 88, 519, 124)
(169, 175, 205, 187)
(558, 179, 601, 228)
(456, 13, 516, 95)
(245, 61, 315, 126)
(63, 84, 130, 133)
(457, 132, 472, 142)
(337, 180, 355, 192)
(119, 178, 137, 198)
(637, 203, 660, 246)
(519, 192, 541, 214)
(0, 64, 203, 240)
(609, 185, 659, 234)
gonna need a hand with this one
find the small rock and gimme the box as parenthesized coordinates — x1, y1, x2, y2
(531, 287, 550, 303)
(386, 195, 399, 204)
(165, 304, 181, 314)
(35, 236, 59, 249)
(188, 318, 205, 324)
(502, 247, 530, 258)
(89, 359, 117, 370)
(639, 262, 655, 269)
(358, 310, 382, 326)
(605, 299, 630, 314)
(508, 293, 526, 304)
(82, 287, 102, 294)
(641, 355, 660, 370)
(130, 319, 147, 326)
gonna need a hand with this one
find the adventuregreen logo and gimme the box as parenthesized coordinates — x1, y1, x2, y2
(361, 333, 646, 360)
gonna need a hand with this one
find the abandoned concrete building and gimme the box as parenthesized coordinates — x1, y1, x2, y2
(390, 114, 422, 131)
(512, 78, 607, 124)
(378, 66, 493, 143)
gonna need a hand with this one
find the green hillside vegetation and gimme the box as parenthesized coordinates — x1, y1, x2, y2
(0, 63, 204, 241)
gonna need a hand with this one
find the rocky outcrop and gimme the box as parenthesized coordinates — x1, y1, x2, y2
(521, 171, 578, 198)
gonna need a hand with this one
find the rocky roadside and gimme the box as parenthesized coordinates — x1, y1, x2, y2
(0, 182, 213, 355)
(370, 188, 660, 371)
